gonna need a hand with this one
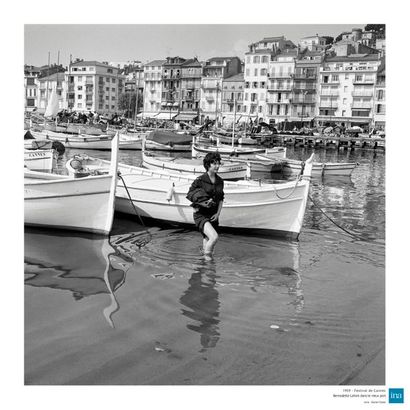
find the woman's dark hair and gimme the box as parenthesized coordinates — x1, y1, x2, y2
(203, 152, 221, 171)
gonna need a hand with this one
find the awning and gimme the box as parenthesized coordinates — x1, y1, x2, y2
(174, 112, 198, 121)
(155, 112, 176, 120)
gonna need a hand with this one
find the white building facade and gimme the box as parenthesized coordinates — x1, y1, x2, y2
(317, 54, 381, 128)
(65, 61, 125, 115)
(142, 60, 165, 118)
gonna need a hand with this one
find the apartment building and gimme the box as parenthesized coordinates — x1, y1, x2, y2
(291, 50, 323, 124)
(266, 48, 298, 124)
(200, 56, 242, 125)
(65, 61, 125, 115)
(24, 65, 40, 112)
(244, 36, 295, 122)
(174, 58, 202, 124)
(159, 56, 186, 120)
(221, 72, 245, 126)
(373, 59, 385, 131)
(317, 54, 381, 128)
(299, 35, 327, 52)
(37, 73, 66, 114)
(142, 60, 166, 118)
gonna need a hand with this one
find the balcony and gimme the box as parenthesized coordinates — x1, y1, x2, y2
(267, 99, 291, 104)
(292, 97, 316, 104)
(321, 81, 340, 85)
(293, 74, 317, 80)
(269, 73, 293, 79)
(163, 73, 181, 79)
(320, 91, 339, 97)
(353, 79, 375, 85)
(352, 90, 373, 97)
(267, 86, 292, 91)
(293, 84, 317, 91)
(351, 102, 372, 109)
(319, 102, 338, 109)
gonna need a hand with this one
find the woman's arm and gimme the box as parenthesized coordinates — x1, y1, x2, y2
(210, 199, 223, 222)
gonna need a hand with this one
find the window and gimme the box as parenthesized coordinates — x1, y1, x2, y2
(246, 56, 250, 63)
(344, 86, 348, 92)
(342, 110, 346, 116)
(261, 68, 267, 76)
(27, 98, 35, 107)
(345, 74, 349, 80)
(112, 87, 115, 92)
(331, 75, 339, 82)
(254, 68, 258, 76)
(78, 86, 83, 90)
(105, 105, 109, 109)
(106, 96, 109, 100)
(112, 78, 116, 83)
(77, 94, 82, 99)
(377, 90, 385, 100)
(111, 96, 115, 100)
(106, 87, 109, 91)
(262, 56, 269, 63)
(343, 98, 347, 104)
(27, 78, 35, 85)
(246, 69, 250, 76)
(253, 56, 260, 63)
(77, 103, 82, 108)
(376, 104, 386, 114)
(111, 105, 115, 109)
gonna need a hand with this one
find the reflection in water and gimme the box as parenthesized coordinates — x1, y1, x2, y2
(179, 259, 220, 351)
(24, 228, 132, 327)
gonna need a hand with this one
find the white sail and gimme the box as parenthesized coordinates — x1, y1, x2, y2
(44, 87, 59, 118)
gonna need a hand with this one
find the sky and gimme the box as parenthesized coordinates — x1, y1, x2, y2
(24, 24, 362, 67)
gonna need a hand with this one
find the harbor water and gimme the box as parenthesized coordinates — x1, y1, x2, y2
(24, 147, 385, 385)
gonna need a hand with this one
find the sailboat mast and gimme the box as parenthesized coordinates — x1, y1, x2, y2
(232, 92, 236, 148)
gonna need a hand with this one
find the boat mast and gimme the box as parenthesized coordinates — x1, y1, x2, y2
(232, 92, 236, 148)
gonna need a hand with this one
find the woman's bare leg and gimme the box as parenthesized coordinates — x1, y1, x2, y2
(203, 222, 219, 256)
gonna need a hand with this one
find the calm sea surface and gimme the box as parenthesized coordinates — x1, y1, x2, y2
(24, 146, 385, 385)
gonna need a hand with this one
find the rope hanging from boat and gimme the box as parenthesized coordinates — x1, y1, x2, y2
(273, 176, 301, 200)
(308, 194, 368, 241)
(117, 173, 152, 241)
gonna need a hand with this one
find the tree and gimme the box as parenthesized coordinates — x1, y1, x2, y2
(117, 92, 143, 118)
(364, 24, 385, 33)
(322, 36, 334, 45)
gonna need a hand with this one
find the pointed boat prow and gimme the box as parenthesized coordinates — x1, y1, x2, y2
(301, 153, 315, 180)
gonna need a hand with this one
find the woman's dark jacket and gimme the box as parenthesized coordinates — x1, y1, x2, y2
(186, 173, 225, 217)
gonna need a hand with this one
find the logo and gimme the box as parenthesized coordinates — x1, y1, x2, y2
(389, 388, 404, 404)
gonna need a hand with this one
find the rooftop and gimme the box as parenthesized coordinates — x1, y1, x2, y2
(224, 72, 244, 82)
(144, 59, 167, 67)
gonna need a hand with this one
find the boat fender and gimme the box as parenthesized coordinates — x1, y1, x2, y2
(166, 183, 175, 201)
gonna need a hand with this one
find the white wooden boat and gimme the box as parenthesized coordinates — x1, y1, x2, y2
(142, 149, 248, 180)
(30, 129, 142, 150)
(24, 134, 119, 235)
(145, 130, 193, 152)
(24, 148, 56, 171)
(192, 136, 284, 158)
(69, 153, 314, 239)
(255, 154, 357, 177)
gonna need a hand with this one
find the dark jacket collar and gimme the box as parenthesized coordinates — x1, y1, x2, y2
(199, 172, 221, 184)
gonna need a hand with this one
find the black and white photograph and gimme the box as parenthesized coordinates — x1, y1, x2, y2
(3, 1, 408, 409)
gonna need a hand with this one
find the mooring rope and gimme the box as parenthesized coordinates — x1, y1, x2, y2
(308, 194, 368, 241)
(117, 173, 152, 241)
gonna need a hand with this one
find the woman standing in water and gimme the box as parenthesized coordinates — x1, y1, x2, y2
(187, 152, 224, 259)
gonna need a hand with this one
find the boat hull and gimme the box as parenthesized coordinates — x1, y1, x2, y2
(24, 175, 116, 235)
(31, 130, 142, 150)
(142, 152, 248, 180)
(113, 163, 312, 238)
(24, 149, 56, 172)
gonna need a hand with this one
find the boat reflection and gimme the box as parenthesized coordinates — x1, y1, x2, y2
(179, 259, 220, 352)
(24, 228, 133, 327)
